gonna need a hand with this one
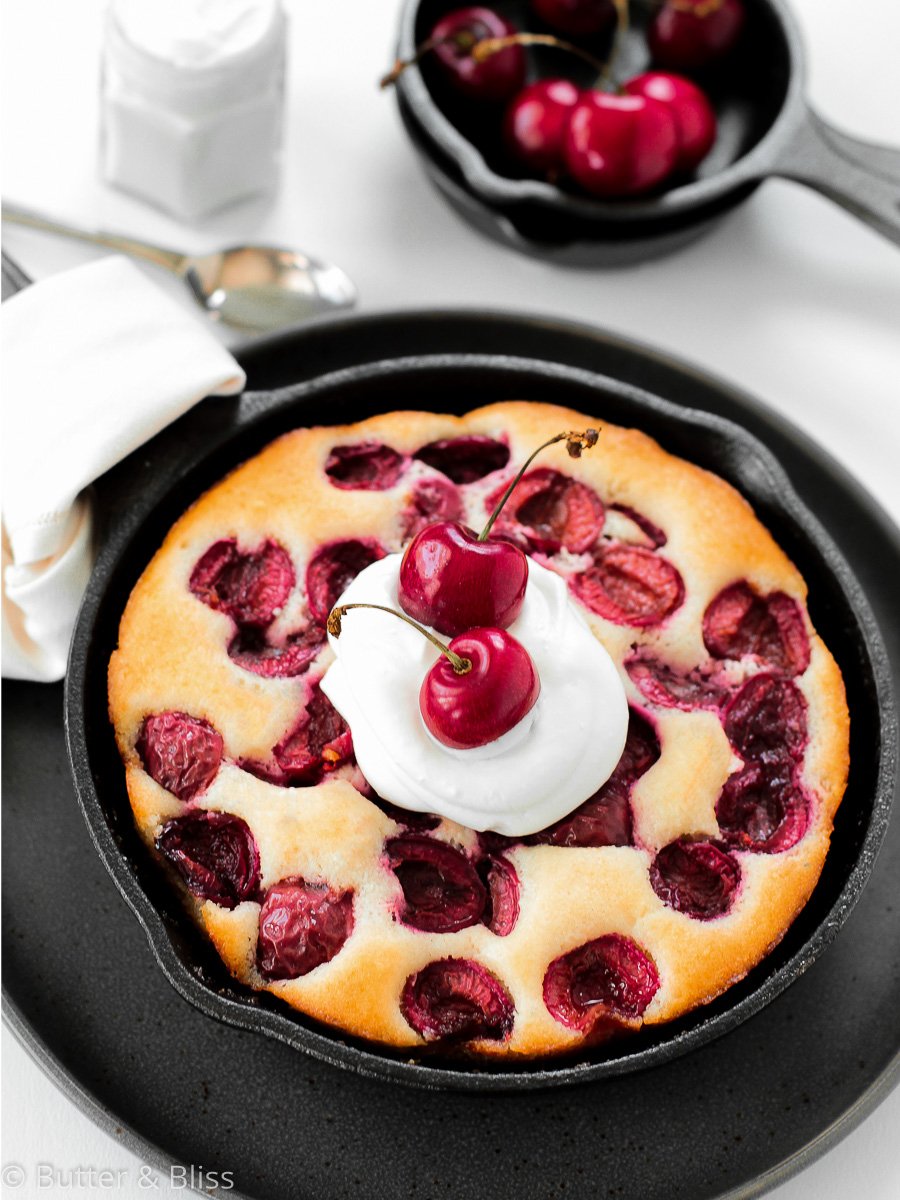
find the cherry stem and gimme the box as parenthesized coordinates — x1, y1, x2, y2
(470, 33, 614, 85)
(670, 0, 725, 14)
(328, 603, 472, 675)
(478, 428, 600, 542)
(380, 30, 475, 88)
(382, 25, 629, 93)
(606, 0, 630, 91)
(632, 0, 723, 12)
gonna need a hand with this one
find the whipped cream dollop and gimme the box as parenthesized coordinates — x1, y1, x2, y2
(320, 554, 629, 837)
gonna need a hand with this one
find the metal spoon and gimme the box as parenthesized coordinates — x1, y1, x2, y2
(2, 203, 357, 331)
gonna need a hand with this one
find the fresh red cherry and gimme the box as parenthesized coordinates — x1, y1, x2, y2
(648, 0, 746, 71)
(398, 428, 599, 637)
(624, 72, 716, 172)
(401, 7, 526, 103)
(531, 0, 617, 37)
(328, 607, 540, 751)
(564, 90, 680, 197)
(398, 522, 528, 638)
(421, 627, 540, 750)
(504, 79, 581, 174)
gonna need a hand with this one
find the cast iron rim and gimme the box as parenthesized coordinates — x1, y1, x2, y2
(393, 0, 807, 222)
(397, 90, 733, 260)
(64, 318, 895, 1093)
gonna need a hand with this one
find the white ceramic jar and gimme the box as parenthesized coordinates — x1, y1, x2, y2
(100, 0, 287, 220)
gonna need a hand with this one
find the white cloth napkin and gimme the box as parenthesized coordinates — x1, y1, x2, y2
(2, 255, 246, 682)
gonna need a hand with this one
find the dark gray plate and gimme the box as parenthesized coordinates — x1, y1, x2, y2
(4, 311, 900, 1197)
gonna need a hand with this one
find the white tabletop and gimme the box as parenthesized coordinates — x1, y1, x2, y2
(3, 1, 900, 1196)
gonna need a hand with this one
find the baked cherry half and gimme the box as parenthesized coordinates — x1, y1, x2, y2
(399, 428, 599, 636)
(716, 759, 809, 853)
(703, 581, 810, 676)
(257, 878, 354, 981)
(401, 958, 514, 1042)
(413, 435, 510, 483)
(328, 604, 540, 751)
(626, 653, 729, 711)
(399, 476, 463, 541)
(386, 834, 486, 932)
(529, 775, 634, 848)
(528, 708, 658, 846)
(228, 624, 326, 679)
(189, 538, 294, 629)
(137, 711, 224, 801)
(241, 685, 352, 786)
(156, 811, 260, 909)
(479, 854, 520, 936)
(485, 467, 604, 554)
(306, 538, 386, 625)
(544, 933, 660, 1031)
(723, 673, 807, 763)
(649, 837, 740, 919)
(324, 442, 406, 491)
(608, 502, 667, 548)
(571, 543, 684, 626)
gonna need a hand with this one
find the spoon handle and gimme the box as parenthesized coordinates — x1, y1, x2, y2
(2, 204, 186, 272)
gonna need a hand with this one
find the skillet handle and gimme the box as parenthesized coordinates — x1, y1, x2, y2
(771, 106, 900, 246)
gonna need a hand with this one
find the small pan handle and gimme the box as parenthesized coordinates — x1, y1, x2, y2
(771, 106, 900, 245)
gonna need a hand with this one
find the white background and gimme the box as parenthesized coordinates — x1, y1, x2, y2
(2, 0, 900, 1196)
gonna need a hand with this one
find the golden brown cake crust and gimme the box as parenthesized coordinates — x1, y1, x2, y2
(108, 401, 850, 1058)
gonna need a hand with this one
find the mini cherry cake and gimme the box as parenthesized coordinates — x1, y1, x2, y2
(108, 402, 849, 1060)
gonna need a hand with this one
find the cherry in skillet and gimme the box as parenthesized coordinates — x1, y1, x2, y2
(328, 605, 540, 751)
(564, 90, 680, 197)
(624, 71, 716, 173)
(504, 78, 581, 175)
(531, 0, 617, 38)
(382, 6, 526, 103)
(648, 0, 746, 72)
(398, 428, 599, 638)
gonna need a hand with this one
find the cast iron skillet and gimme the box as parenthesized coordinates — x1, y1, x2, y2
(394, 0, 900, 258)
(65, 338, 895, 1093)
(397, 90, 718, 264)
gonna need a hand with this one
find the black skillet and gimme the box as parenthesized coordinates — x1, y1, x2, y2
(397, 90, 716, 264)
(63, 318, 895, 1094)
(393, 0, 900, 261)
(4, 308, 900, 1199)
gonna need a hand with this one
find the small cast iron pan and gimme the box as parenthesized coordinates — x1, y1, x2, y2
(65, 337, 895, 1092)
(397, 91, 718, 264)
(393, 0, 900, 260)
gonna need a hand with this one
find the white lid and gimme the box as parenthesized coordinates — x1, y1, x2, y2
(105, 0, 286, 108)
(112, 0, 280, 69)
